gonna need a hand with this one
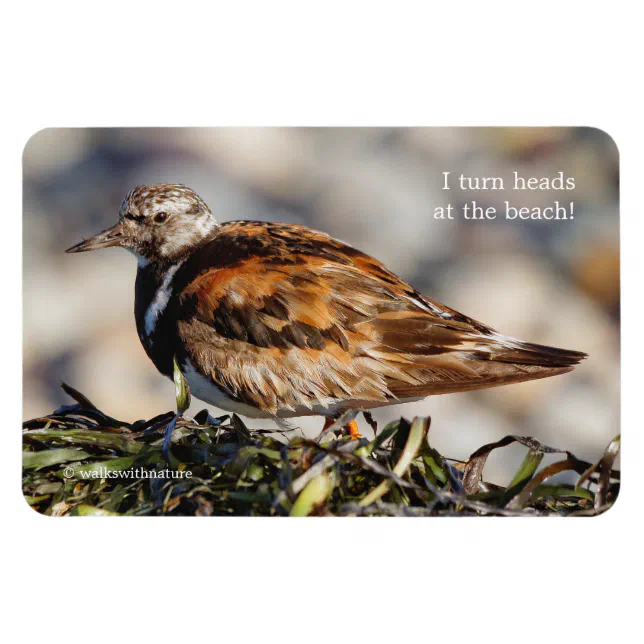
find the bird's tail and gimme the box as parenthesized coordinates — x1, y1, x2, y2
(475, 334, 587, 369)
(385, 333, 587, 399)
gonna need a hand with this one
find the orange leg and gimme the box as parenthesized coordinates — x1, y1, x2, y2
(322, 417, 362, 440)
(347, 420, 362, 440)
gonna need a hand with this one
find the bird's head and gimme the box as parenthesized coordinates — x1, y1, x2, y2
(66, 184, 219, 265)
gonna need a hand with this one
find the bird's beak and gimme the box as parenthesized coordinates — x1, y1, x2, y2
(65, 221, 128, 254)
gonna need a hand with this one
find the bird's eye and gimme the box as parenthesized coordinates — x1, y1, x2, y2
(153, 211, 168, 224)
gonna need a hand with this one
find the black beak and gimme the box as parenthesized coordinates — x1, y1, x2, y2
(66, 222, 128, 253)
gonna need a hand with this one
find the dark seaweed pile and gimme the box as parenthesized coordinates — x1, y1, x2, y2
(23, 374, 619, 517)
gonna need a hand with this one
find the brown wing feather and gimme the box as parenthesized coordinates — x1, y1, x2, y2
(174, 221, 586, 415)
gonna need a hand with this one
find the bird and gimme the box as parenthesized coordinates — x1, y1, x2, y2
(66, 183, 586, 442)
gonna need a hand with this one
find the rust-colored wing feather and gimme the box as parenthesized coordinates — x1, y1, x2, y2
(174, 221, 585, 416)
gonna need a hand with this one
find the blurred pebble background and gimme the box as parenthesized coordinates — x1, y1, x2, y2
(22, 127, 619, 482)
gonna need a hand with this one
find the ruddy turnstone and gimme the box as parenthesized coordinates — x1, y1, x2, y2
(66, 183, 586, 440)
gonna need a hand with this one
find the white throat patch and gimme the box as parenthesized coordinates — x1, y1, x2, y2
(144, 261, 184, 341)
(126, 247, 151, 269)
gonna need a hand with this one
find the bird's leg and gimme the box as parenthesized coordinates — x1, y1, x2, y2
(322, 416, 362, 440)
(315, 409, 359, 442)
(347, 420, 362, 440)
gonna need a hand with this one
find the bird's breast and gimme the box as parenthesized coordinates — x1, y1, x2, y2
(134, 263, 183, 378)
